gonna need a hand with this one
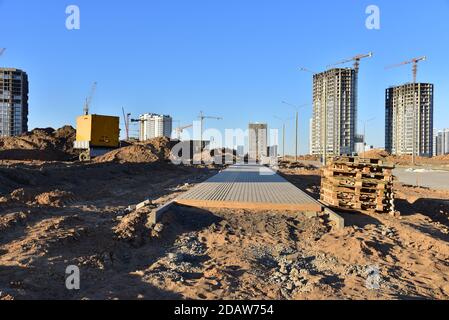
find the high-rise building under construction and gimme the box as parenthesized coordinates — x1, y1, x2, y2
(385, 83, 434, 157)
(311, 68, 356, 157)
(0, 68, 29, 137)
(248, 123, 268, 161)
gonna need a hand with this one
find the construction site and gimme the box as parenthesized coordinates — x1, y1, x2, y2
(0, 123, 448, 300)
(1, 15, 449, 300)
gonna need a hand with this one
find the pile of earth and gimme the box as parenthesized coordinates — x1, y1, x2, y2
(0, 126, 77, 161)
(359, 149, 390, 159)
(356, 149, 449, 166)
(94, 137, 179, 164)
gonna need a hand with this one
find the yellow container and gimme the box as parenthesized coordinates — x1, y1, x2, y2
(76, 114, 120, 148)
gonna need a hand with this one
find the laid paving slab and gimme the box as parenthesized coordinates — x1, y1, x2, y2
(175, 165, 323, 212)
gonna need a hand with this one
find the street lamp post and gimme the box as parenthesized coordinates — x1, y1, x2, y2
(360, 117, 375, 157)
(274, 115, 294, 162)
(281, 101, 311, 162)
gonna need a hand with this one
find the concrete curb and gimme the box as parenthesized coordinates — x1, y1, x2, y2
(148, 200, 177, 226)
(323, 207, 345, 230)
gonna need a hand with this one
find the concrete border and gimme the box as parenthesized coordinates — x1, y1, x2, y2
(174, 199, 322, 213)
(323, 207, 345, 230)
(148, 200, 177, 226)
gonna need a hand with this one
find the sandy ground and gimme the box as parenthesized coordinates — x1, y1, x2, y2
(1, 160, 449, 300)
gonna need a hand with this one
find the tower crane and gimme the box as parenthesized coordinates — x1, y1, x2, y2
(83, 82, 97, 115)
(122, 107, 131, 141)
(198, 111, 222, 158)
(199, 111, 222, 141)
(175, 124, 193, 140)
(327, 52, 373, 73)
(299, 67, 316, 74)
(385, 56, 426, 83)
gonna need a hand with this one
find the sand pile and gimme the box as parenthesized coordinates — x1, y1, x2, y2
(0, 126, 76, 161)
(94, 145, 160, 163)
(386, 154, 449, 166)
(360, 149, 390, 159)
(95, 137, 177, 164)
(432, 154, 449, 162)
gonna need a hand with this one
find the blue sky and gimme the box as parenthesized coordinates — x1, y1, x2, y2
(1, 0, 448, 154)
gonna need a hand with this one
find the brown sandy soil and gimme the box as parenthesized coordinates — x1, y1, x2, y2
(0, 127, 77, 161)
(280, 165, 449, 299)
(0, 159, 448, 300)
(354, 149, 449, 168)
(0, 160, 218, 299)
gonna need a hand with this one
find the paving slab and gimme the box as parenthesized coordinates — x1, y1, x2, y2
(175, 165, 323, 212)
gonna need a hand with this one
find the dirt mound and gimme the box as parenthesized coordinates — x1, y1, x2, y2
(0, 126, 76, 161)
(35, 190, 75, 207)
(95, 145, 159, 163)
(361, 149, 390, 159)
(144, 137, 178, 160)
(385, 154, 449, 166)
(95, 137, 177, 164)
(432, 154, 449, 162)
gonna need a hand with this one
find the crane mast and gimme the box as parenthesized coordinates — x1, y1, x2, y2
(83, 82, 97, 116)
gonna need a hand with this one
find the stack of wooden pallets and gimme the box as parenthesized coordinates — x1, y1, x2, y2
(320, 156, 396, 215)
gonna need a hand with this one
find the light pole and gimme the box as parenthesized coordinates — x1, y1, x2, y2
(274, 115, 294, 162)
(360, 117, 375, 157)
(281, 101, 311, 162)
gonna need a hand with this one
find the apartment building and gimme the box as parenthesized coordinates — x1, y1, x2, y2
(385, 83, 434, 157)
(0, 68, 29, 137)
(139, 113, 173, 141)
(248, 123, 268, 161)
(433, 128, 449, 156)
(310, 68, 356, 158)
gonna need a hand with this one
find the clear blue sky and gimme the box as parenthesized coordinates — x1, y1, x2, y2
(1, 0, 448, 154)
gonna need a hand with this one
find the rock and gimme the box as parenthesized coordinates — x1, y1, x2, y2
(279, 265, 288, 275)
(153, 223, 164, 233)
(290, 268, 300, 280)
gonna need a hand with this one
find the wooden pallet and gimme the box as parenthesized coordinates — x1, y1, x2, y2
(320, 156, 395, 215)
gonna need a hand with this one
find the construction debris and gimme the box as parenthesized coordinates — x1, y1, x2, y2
(320, 156, 396, 215)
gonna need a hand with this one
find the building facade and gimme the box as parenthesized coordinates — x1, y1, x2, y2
(311, 68, 356, 158)
(0, 68, 29, 137)
(433, 128, 449, 156)
(139, 113, 173, 141)
(385, 83, 434, 157)
(248, 123, 268, 161)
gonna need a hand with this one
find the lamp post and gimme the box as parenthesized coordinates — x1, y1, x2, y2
(274, 115, 295, 162)
(281, 101, 311, 161)
(360, 117, 376, 157)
